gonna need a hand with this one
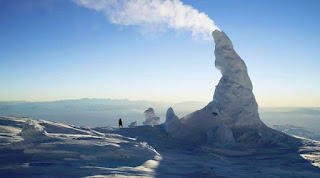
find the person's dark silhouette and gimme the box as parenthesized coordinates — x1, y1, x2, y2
(118, 118, 123, 128)
(212, 112, 218, 116)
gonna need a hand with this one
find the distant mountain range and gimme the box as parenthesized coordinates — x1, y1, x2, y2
(0, 98, 207, 127)
(0, 98, 319, 133)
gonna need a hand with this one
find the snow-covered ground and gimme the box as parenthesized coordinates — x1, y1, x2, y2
(273, 124, 320, 141)
(0, 116, 161, 177)
(1, 116, 320, 177)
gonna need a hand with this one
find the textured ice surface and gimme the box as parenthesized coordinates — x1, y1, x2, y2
(0, 116, 161, 177)
(20, 120, 51, 143)
(1, 116, 320, 177)
(211, 30, 260, 127)
(172, 30, 300, 148)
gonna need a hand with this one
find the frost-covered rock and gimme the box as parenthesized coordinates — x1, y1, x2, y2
(20, 120, 51, 142)
(143, 108, 160, 126)
(129, 121, 137, 128)
(164, 107, 181, 134)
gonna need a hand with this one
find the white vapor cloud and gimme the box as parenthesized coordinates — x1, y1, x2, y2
(73, 0, 220, 40)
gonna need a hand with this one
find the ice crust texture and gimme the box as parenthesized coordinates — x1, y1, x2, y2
(210, 30, 262, 127)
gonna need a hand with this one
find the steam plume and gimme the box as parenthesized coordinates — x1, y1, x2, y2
(73, 0, 220, 40)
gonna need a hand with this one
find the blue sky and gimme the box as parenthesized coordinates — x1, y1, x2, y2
(0, 0, 319, 107)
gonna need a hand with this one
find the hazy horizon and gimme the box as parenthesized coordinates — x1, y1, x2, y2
(1, 98, 320, 134)
(2, 97, 320, 108)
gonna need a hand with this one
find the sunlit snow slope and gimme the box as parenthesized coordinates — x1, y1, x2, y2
(1, 116, 320, 177)
(0, 116, 161, 177)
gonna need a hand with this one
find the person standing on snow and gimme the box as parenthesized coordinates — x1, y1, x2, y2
(118, 118, 123, 128)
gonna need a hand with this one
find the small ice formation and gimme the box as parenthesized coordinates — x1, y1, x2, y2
(20, 120, 51, 143)
(173, 30, 301, 148)
(143, 108, 160, 126)
(128, 121, 137, 128)
(164, 107, 181, 134)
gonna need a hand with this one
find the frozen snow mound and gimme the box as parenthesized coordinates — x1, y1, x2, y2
(173, 30, 301, 148)
(143, 108, 160, 126)
(20, 119, 51, 142)
(128, 121, 137, 128)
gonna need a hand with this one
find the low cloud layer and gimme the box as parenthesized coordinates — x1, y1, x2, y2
(73, 0, 219, 40)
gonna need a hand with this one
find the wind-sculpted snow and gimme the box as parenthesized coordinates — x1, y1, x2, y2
(109, 123, 320, 177)
(20, 120, 51, 143)
(1, 116, 320, 177)
(299, 137, 320, 168)
(0, 116, 161, 177)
